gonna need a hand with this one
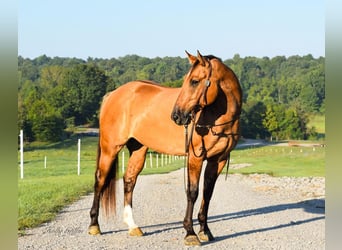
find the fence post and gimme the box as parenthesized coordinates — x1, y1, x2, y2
(44, 156, 47, 169)
(156, 154, 159, 168)
(77, 138, 81, 176)
(150, 152, 153, 168)
(20, 129, 24, 179)
(122, 151, 125, 174)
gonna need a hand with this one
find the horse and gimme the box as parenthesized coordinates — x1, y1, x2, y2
(88, 51, 242, 246)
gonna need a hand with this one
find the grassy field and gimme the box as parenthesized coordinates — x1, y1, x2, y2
(18, 135, 325, 233)
(228, 144, 325, 177)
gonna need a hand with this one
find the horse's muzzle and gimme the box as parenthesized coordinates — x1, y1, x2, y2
(171, 108, 191, 126)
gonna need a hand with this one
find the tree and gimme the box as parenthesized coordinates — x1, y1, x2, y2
(27, 98, 65, 142)
(263, 104, 281, 141)
(61, 64, 108, 125)
(240, 101, 268, 139)
(281, 108, 303, 140)
(19, 85, 42, 141)
(40, 65, 66, 89)
(263, 103, 307, 141)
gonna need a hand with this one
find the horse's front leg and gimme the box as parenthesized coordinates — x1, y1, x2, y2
(198, 158, 227, 242)
(183, 156, 203, 246)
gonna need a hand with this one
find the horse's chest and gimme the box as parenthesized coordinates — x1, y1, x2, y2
(192, 131, 229, 158)
(205, 136, 229, 157)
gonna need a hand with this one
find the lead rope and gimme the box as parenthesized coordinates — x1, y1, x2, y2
(183, 125, 189, 194)
(225, 153, 231, 181)
(183, 112, 197, 194)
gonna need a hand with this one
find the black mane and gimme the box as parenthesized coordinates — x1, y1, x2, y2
(204, 55, 222, 62)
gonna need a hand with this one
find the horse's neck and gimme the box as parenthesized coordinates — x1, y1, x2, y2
(216, 69, 242, 119)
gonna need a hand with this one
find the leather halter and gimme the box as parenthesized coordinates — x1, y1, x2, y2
(190, 57, 240, 140)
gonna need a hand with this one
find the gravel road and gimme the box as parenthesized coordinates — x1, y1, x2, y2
(19, 168, 325, 249)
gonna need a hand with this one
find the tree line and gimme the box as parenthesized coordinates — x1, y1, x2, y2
(18, 54, 324, 142)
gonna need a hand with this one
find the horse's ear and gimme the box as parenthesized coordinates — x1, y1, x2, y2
(197, 50, 206, 66)
(185, 50, 198, 65)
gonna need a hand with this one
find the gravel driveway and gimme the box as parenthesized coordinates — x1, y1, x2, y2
(19, 168, 325, 249)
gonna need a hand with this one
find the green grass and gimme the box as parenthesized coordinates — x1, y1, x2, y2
(308, 114, 325, 135)
(228, 145, 325, 177)
(18, 136, 325, 233)
(18, 136, 96, 232)
(18, 175, 93, 232)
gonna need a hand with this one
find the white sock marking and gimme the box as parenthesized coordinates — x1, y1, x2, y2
(123, 205, 138, 229)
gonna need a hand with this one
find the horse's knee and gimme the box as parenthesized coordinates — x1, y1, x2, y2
(187, 185, 199, 202)
(123, 177, 135, 193)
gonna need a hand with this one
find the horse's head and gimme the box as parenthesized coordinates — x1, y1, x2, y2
(171, 50, 219, 125)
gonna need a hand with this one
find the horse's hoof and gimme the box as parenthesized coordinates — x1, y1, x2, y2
(88, 225, 101, 235)
(184, 235, 201, 246)
(198, 230, 215, 242)
(128, 227, 144, 236)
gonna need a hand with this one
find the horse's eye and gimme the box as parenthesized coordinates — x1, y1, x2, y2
(190, 79, 200, 86)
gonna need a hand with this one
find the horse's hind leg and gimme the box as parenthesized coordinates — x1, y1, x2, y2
(123, 139, 148, 236)
(88, 142, 122, 235)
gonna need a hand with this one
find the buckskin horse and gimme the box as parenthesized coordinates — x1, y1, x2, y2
(88, 51, 242, 246)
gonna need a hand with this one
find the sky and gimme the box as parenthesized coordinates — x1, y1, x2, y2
(18, 0, 325, 60)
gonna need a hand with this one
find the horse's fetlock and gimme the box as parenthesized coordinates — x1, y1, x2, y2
(198, 213, 206, 223)
(183, 218, 192, 230)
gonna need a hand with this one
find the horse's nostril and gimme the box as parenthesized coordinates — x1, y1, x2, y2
(172, 113, 177, 121)
(171, 111, 180, 124)
(171, 108, 191, 125)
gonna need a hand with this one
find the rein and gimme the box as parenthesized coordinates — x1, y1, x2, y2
(195, 117, 239, 136)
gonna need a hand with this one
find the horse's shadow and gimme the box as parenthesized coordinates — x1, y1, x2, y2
(122, 198, 325, 242)
(207, 198, 324, 244)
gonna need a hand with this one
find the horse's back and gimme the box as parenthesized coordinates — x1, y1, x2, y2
(101, 81, 180, 117)
(103, 80, 174, 103)
(100, 81, 185, 154)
